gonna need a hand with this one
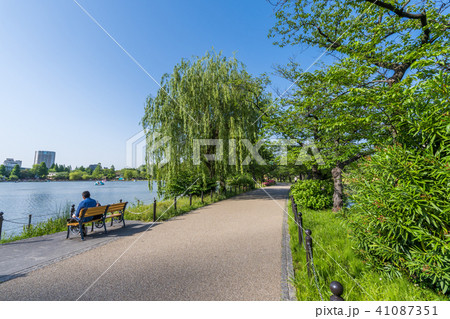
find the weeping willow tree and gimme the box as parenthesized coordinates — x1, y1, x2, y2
(142, 51, 271, 197)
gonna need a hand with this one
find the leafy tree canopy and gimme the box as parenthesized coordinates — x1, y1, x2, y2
(142, 50, 272, 196)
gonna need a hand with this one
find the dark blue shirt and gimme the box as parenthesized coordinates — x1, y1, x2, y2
(75, 197, 97, 221)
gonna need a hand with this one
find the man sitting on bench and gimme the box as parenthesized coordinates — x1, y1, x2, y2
(68, 191, 99, 223)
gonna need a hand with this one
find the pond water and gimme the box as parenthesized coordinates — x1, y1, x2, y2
(0, 180, 158, 236)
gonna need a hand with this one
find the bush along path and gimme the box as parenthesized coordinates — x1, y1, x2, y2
(288, 185, 448, 301)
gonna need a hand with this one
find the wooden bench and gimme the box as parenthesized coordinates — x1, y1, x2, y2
(66, 205, 109, 240)
(66, 201, 128, 240)
(104, 202, 128, 228)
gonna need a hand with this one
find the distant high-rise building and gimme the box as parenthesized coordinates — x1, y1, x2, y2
(88, 164, 99, 171)
(3, 158, 22, 171)
(34, 151, 56, 168)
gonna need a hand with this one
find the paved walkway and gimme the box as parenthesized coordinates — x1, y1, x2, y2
(0, 185, 292, 301)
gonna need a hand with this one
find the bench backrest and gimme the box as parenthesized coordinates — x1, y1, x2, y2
(107, 202, 128, 213)
(79, 205, 109, 219)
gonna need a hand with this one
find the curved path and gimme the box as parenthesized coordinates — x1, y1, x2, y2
(0, 185, 291, 301)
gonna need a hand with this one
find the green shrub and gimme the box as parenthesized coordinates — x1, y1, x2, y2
(346, 146, 450, 295)
(227, 174, 255, 189)
(163, 169, 217, 198)
(346, 73, 450, 295)
(287, 205, 446, 301)
(8, 174, 19, 181)
(291, 179, 333, 210)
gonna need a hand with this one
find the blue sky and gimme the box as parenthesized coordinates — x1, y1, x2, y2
(0, 0, 322, 169)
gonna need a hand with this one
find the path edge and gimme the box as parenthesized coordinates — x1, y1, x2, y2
(281, 199, 296, 301)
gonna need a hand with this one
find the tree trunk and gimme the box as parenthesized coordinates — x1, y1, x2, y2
(311, 164, 320, 180)
(331, 166, 343, 212)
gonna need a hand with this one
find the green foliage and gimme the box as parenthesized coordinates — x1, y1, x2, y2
(291, 179, 333, 210)
(346, 73, 450, 295)
(50, 163, 70, 173)
(227, 174, 255, 188)
(163, 166, 213, 198)
(107, 165, 116, 180)
(92, 163, 103, 179)
(19, 169, 35, 180)
(287, 205, 446, 301)
(8, 174, 19, 181)
(347, 146, 450, 294)
(69, 171, 83, 180)
(123, 169, 138, 180)
(10, 164, 21, 179)
(0, 164, 6, 177)
(163, 166, 256, 198)
(269, 1, 449, 80)
(53, 172, 69, 180)
(32, 162, 49, 179)
(267, 0, 450, 210)
(142, 50, 271, 197)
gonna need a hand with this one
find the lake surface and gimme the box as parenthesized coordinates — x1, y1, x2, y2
(0, 181, 158, 236)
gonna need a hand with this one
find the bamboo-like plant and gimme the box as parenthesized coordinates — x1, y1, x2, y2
(346, 73, 450, 295)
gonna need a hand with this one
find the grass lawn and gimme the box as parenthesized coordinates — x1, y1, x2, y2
(287, 204, 448, 301)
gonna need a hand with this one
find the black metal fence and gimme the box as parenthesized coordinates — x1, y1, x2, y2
(290, 195, 345, 301)
(0, 211, 47, 240)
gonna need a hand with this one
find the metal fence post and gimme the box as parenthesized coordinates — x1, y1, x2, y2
(201, 191, 204, 203)
(290, 196, 304, 248)
(305, 229, 313, 278)
(28, 214, 32, 230)
(290, 195, 297, 223)
(174, 197, 177, 210)
(330, 281, 344, 301)
(210, 189, 213, 200)
(189, 194, 192, 206)
(0, 212, 4, 240)
(153, 198, 157, 222)
(296, 203, 304, 247)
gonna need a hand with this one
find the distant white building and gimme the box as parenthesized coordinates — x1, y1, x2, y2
(3, 158, 22, 171)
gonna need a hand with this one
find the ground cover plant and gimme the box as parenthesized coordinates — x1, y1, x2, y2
(287, 205, 447, 301)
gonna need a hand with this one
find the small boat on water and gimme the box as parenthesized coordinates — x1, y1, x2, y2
(95, 181, 104, 186)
